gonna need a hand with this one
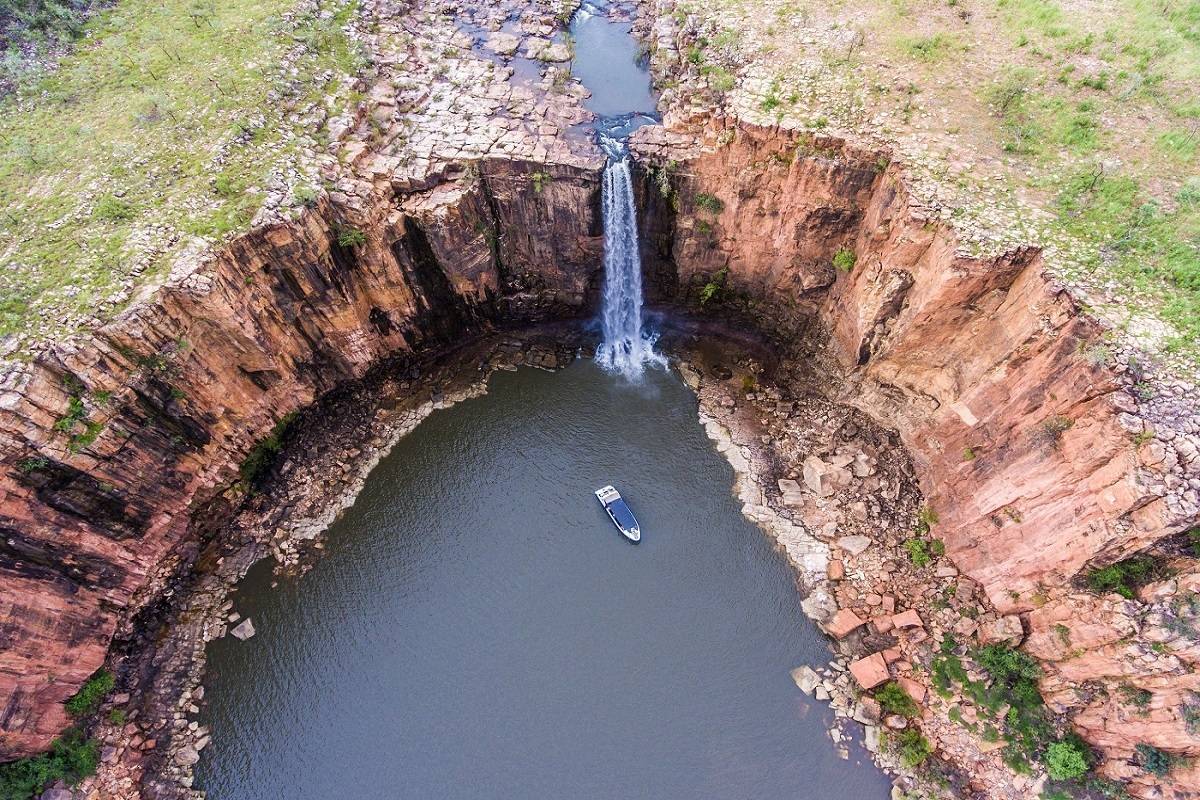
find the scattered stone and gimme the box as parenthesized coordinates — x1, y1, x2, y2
(891, 609, 923, 629)
(827, 559, 845, 580)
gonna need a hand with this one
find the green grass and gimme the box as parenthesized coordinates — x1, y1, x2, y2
(900, 31, 961, 62)
(0, 0, 366, 349)
(1053, 169, 1200, 352)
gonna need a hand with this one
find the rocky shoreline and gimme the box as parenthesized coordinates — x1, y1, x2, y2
(64, 328, 583, 800)
(64, 321, 938, 800)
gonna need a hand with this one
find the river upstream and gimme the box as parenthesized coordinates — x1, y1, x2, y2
(195, 363, 890, 798)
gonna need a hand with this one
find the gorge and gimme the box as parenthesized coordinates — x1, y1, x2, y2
(0, 1, 1198, 799)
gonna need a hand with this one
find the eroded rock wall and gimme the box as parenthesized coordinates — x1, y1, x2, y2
(632, 119, 1200, 794)
(0, 157, 603, 757)
(631, 120, 1196, 610)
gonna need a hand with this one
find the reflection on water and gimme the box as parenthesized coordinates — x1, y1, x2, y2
(196, 362, 889, 799)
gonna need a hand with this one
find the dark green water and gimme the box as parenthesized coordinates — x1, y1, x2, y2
(195, 362, 889, 798)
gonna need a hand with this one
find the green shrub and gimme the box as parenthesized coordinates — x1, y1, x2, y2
(1045, 741, 1089, 780)
(905, 537, 932, 568)
(890, 728, 933, 767)
(530, 171, 552, 193)
(1084, 556, 1159, 599)
(64, 669, 114, 718)
(239, 411, 298, 487)
(0, 728, 99, 799)
(694, 192, 724, 214)
(1135, 743, 1172, 776)
(832, 246, 856, 271)
(334, 224, 367, 248)
(876, 681, 920, 717)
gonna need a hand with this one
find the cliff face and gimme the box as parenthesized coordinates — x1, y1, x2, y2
(0, 157, 603, 757)
(632, 120, 1200, 794)
(632, 121, 1196, 611)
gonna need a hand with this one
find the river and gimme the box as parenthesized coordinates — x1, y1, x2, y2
(195, 362, 890, 798)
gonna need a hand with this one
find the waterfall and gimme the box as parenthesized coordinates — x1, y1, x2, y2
(595, 143, 664, 378)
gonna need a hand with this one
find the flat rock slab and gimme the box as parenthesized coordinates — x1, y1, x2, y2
(485, 32, 521, 56)
(790, 665, 821, 695)
(892, 609, 923, 629)
(231, 618, 256, 641)
(849, 652, 890, 689)
(827, 608, 866, 639)
(837, 535, 872, 556)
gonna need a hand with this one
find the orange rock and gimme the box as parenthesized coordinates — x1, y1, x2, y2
(898, 677, 927, 705)
(892, 609, 923, 629)
(827, 559, 845, 580)
(849, 653, 890, 689)
(826, 608, 866, 639)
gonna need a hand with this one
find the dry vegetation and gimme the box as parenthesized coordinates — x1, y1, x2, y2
(0, 0, 367, 356)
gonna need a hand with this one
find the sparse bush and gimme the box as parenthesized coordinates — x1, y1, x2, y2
(694, 192, 724, 214)
(334, 224, 366, 248)
(1135, 743, 1172, 776)
(699, 267, 727, 306)
(239, 411, 298, 487)
(832, 246, 856, 272)
(1084, 556, 1159, 599)
(65, 669, 114, 718)
(1045, 740, 1089, 780)
(890, 728, 933, 767)
(876, 681, 920, 717)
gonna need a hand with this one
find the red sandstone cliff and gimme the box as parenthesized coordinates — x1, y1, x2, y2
(631, 119, 1200, 794)
(0, 156, 603, 757)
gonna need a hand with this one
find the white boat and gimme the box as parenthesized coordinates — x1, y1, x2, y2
(594, 485, 641, 543)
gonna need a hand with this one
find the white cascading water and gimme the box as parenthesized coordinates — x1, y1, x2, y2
(594, 142, 665, 378)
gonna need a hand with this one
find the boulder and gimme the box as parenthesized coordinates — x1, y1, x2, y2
(891, 609, 923, 629)
(777, 479, 806, 507)
(790, 666, 821, 695)
(485, 32, 521, 57)
(231, 618, 256, 641)
(803, 455, 851, 496)
(827, 608, 866, 639)
(837, 535, 872, 556)
(849, 652, 890, 689)
(978, 614, 1024, 646)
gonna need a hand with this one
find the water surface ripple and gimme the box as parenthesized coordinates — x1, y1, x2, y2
(196, 363, 889, 799)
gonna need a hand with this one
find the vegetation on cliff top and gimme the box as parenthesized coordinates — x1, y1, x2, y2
(673, 0, 1200, 370)
(0, 0, 366, 355)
